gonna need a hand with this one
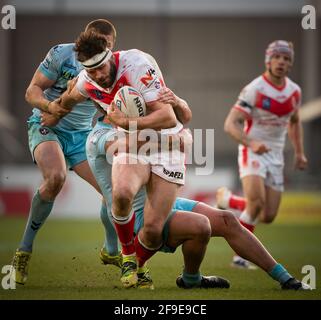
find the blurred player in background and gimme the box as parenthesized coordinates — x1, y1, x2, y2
(218, 40, 308, 269)
(10, 19, 121, 285)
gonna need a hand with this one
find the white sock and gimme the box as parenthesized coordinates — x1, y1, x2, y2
(239, 210, 259, 226)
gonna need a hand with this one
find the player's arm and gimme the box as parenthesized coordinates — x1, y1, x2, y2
(104, 128, 183, 157)
(288, 109, 308, 170)
(59, 79, 87, 111)
(41, 82, 86, 126)
(157, 88, 192, 125)
(224, 108, 250, 146)
(224, 107, 269, 155)
(26, 45, 72, 119)
(108, 100, 177, 131)
(140, 100, 177, 130)
(26, 70, 70, 127)
(25, 70, 56, 113)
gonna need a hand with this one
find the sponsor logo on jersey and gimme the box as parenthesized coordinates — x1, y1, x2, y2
(251, 160, 260, 169)
(140, 68, 156, 86)
(148, 68, 156, 76)
(238, 100, 253, 110)
(154, 80, 161, 89)
(53, 45, 62, 53)
(163, 168, 184, 179)
(43, 58, 50, 69)
(94, 90, 104, 100)
(61, 69, 76, 81)
(257, 119, 287, 127)
(262, 97, 271, 110)
(39, 127, 50, 135)
(276, 95, 287, 100)
(63, 63, 77, 70)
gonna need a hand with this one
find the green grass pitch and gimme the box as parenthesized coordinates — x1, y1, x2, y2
(0, 192, 321, 300)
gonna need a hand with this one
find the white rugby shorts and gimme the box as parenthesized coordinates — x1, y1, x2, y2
(115, 150, 186, 186)
(238, 146, 284, 192)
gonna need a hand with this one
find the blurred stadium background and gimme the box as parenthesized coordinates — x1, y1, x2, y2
(0, 0, 321, 300)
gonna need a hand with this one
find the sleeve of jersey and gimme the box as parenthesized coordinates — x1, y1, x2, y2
(129, 64, 165, 103)
(76, 71, 90, 98)
(38, 46, 62, 81)
(233, 84, 255, 117)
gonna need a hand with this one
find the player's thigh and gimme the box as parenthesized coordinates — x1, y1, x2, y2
(112, 154, 150, 196)
(34, 140, 67, 179)
(166, 210, 210, 249)
(28, 122, 66, 176)
(73, 160, 102, 194)
(241, 175, 266, 202)
(263, 186, 282, 222)
(144, 173, 179, 225)
(192, 202, 239, 237)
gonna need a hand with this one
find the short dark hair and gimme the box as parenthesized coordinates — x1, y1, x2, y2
(85, 19, 117, 40)
(74, 31, 107, 62)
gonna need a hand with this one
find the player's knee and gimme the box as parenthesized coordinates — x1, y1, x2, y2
(193, 216, 211, 242)
(44, 171, 66, 194)
(225, 210, 240, 227)
(142, 222, 163, 246)
(220, 211, 241, 235)
(112, 187, 133, 213)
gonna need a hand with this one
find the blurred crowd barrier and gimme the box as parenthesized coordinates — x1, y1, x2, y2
(0, 165, 235, 218)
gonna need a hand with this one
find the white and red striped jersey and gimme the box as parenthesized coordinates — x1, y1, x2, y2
(233, 74, 301, 150)
(76, 49, 165, 113)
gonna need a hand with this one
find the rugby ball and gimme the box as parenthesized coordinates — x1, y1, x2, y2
(113, 86, 146, 118)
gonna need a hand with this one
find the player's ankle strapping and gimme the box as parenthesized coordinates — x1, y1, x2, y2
(268, 263, 292, 284)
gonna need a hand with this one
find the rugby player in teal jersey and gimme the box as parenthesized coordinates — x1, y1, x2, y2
(10, 19, 121, 285)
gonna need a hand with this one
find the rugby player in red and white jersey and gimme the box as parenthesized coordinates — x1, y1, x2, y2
(217, 40, 308, 269)
(52, 30, 192, 288)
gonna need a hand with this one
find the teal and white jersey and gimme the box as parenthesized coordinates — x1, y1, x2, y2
(28, 43, 97, 131)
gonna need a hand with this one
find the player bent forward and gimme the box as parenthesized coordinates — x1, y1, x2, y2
(50, 30, 191, 288)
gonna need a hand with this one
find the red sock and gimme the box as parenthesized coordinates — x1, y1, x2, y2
(134, 235, 158, 267)
(229, 195, 246, 211)
(239, 220, 255, 233)
(113, 212, 135, 255)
